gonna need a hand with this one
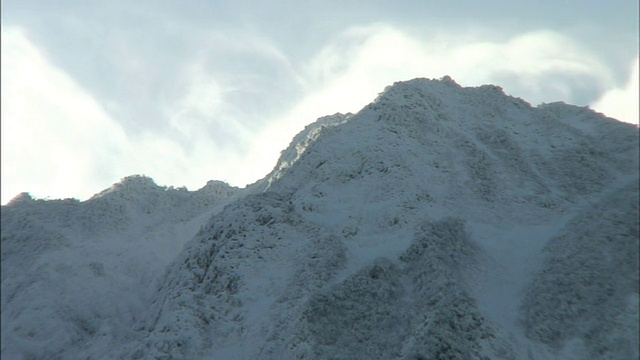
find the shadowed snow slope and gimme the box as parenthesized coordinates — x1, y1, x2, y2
(2, 77, 638, 360)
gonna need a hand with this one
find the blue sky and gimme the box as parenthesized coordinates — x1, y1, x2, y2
(2, 0, 638, 204)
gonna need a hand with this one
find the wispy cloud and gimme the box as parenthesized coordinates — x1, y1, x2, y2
(299, 26, 614, 106)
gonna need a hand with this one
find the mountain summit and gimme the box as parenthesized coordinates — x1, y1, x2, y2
(2, 77, 638, 359)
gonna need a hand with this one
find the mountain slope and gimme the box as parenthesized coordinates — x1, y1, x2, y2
(2, 77, 638, 360)
(522, 180, 639, 358)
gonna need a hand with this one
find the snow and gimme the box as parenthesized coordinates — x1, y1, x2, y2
(2, 76, 638, 359)
(469, 222, 568, 359)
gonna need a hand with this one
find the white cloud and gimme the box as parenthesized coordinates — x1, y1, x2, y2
(591, 58, 639, 124)
(0, 29, 248, 204)
(1, 29, 132, 204)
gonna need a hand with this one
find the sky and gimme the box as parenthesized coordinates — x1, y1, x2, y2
(1, 0, 639, 204)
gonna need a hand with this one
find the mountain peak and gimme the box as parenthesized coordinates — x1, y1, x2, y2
(114, 174, 158, 190)
(439, 74, 460, 86)
(367, 76, 530, 121)
(267, 76, 637, 214)
(88, 175, 164, 201)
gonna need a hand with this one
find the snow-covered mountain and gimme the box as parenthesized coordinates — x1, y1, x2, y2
(2, 77, 638, 360)
(1, 176, 241, 359)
